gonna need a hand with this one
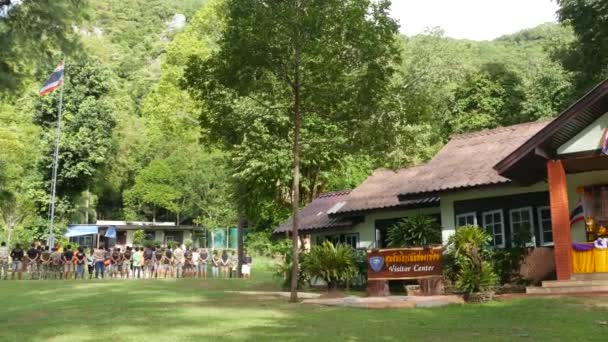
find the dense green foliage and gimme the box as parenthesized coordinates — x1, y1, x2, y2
(1, 0, 607, 247)
(0, 0, 87, 92)
(557, 0, 608, 95)
(301, 241, 358, 290)
(446, 226, 498, 294)
(387, 214, 442, 247)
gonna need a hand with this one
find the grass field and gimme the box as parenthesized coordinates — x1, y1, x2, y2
(1, 266, 608, 341)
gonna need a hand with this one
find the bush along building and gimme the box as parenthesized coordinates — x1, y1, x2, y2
(275, 79, 608, 294)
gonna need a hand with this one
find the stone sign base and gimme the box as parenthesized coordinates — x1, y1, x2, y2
(367, 280, 390, 297)
(418, 277, 444, 296)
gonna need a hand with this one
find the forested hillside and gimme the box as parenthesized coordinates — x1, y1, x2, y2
(0, 0, 605, 245)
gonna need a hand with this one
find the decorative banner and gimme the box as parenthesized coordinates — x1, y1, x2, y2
(367, 246, 443, 280)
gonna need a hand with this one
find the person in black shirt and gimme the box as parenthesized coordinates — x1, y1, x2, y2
(25, 244, 39, 280)
(36, 246, 43, 279)
(75, 247, 86, 279)
(10, 244, 24, 280)
(62, 245, 74, 280)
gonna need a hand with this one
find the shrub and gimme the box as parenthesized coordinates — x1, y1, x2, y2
(301, 241, 357, 291)
(446, 225, 498, 294)
(275, 250, 309, 289)
(270, 238, 291, 256)
(245, 231, 273, 256)
(133, 230, 145, 246)
(184, 238, 193, 248)
(455, 260, 498, 294)
(387, 214, 441, 247)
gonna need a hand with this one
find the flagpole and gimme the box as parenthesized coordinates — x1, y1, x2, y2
(48, 62, 65, 249)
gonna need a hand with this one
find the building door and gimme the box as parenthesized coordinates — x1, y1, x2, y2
(117, 231, 127, 245)
(164, 231, 184, 245)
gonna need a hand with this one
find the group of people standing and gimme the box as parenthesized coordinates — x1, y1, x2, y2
(0, 241, 253, 280)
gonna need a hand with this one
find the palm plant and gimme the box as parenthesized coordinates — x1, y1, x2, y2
(301, 241, 357, 291)
(446, 225, 498, 294)
(387, 214, 442, 247)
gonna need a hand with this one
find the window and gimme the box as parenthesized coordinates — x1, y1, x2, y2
(456, 212, 477, 227)
(537, 206, 553, 246)
(510, 207, 535, 247)
(316, 233, 359, 249)
(343, 233, 359, 249)
(69, 235, 93, 249)
(482, 210, 505, 248)
(144, 230, 156, 241)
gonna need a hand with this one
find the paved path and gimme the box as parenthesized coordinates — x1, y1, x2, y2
(226, 291, 322, 299)
(302, 295, 464, 309)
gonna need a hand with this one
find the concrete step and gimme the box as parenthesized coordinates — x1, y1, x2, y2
(526, 285, 608, 294)
(541, 279, 608, 287)
(571, 272, 608, 281)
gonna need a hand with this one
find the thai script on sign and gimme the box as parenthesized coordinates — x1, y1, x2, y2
(367, 246, 443, 280)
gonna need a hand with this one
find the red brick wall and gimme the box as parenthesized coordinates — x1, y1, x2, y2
(547, 160, 573, 280)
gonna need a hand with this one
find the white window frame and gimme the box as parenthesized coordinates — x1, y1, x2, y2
(537, 206, 553, 246)
(456, 212, 477, 227)
(510, 207, 536, 247)
(343, 233, 359, 249)
(482, 210, 505, 248)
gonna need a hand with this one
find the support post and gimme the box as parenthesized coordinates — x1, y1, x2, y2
(547, 160, 573, 280)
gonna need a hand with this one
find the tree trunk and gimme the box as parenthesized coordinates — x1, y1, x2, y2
(289, 40, 302, 303)
(237, 213, 245, 278)
(85, 189, 89, 224)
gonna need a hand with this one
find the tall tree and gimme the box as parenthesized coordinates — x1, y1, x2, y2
(0, 0, 87, 92)
(557, 0, 608, 94)
(184, 0, 400, 301)
(33, 57, 117, 209)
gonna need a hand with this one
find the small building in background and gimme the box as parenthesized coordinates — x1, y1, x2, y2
(66, 220, 240, 250)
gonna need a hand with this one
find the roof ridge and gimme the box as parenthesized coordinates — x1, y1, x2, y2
(449, 119, 552, 140)
(371, 163, 428, 175)
(318, 190, 351, 198)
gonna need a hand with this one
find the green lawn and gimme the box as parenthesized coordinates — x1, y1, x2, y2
(0, 268, 607, 341)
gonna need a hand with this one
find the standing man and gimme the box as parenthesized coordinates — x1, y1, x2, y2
(25, 244, 39, 280)
(36, 245, 43, 280)
(198, 248, 209, 279)
(0, 242, 9, 280)
(75, 247, 86, 279)
(111, 248, 122, 278)
(153, 246, 163, 278)
(122, 246, 132, 279)
(173, 244, 184, 278)
(93, 244, 106, 279)
(162, 247, 172, 278)
(183, 247, 193, 278)
(10, 243, 25, 280)
(143, 245, 154, 279)
(132, 247, 142, 279)
(39, 246, 51, 280)
(62, 245, 74, 279)
(50, 247, 63, 279)
(230, 250, 239, 278)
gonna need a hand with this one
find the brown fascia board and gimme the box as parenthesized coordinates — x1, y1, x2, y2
(494, 79, 608, 176)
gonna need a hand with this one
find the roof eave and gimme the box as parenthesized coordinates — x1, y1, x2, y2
(494, 79, 608, 178)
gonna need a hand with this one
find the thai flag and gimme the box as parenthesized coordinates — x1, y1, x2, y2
(570, 198, 585, 226)
(39, 61, 64, 96)
(601, 128, 608, 155)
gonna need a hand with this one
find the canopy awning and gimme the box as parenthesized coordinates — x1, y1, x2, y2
(65, 225, 98, 237)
